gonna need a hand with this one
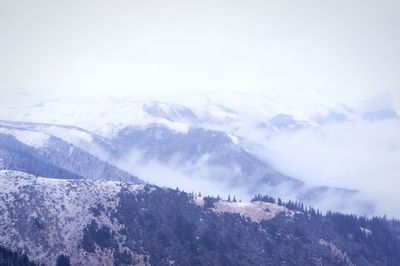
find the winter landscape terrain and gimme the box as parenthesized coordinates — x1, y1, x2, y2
(1, 89, 400, 215)
(2, 0, 400, 264)
(0, 90, 400, 265)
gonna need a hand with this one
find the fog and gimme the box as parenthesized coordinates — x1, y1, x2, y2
(113, 138, 383, 217)
(116, 149, 250, 201)
(249, 119, 400, 217)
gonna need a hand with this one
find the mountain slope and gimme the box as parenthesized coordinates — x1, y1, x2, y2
(0, 120, 367, 214)
(0, 170, 399, 266)
(2, 91, 398, 215)
(0, 120, 115, 161)
(0, 132, 82, 179)
(0, 125, 140, 183)
(112, 124, 362, 210)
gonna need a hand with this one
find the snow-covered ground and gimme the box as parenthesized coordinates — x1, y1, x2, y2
(192, 195, 295, 222)
(0, 169, 298, 265)
(212, 200, 295, 222)
(0, 170, 146, 266)
(0, 127, 49, 148)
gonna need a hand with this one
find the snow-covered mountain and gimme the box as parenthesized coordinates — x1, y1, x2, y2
(0, 124, 139, 183)
(0, 119, 370, 215)
(0, 89, 399, 215)
(1, 169, 399, 266)
(1, 90, 398, 137)
(112, 124, 368, 211)
(354, 90, 400, 121)
(0, 120, 115, 161)
(0, 170, 146, 265)
(311, 90, 400, 124)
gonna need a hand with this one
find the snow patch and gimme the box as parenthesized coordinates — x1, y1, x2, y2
(360, 227, 372, 237)
(212, 200, 294, 222)
(0, 127, 49, 148)
(38, 125, 93, 144)
(192, 196, 205, 207)
(226, 133, 240, 144)
(319, 239, 355, 266)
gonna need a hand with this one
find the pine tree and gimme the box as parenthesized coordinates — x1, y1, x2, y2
(278, 198, 282, 205)
(56, 254, 71, 266)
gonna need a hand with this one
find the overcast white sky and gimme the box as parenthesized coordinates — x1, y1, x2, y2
(1, 0, 399, 102)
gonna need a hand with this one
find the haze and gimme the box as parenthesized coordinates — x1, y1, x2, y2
(1, 0, 400, 101)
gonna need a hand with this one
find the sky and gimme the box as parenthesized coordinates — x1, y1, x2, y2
(1, 0, 400, 102)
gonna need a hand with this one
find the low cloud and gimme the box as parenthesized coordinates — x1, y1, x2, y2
(114, 143, 381, 217)
(251, 119, 400, 217)
(115, 149, 249, 201)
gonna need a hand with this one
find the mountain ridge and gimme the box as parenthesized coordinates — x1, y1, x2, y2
(0, 169, 399, 266)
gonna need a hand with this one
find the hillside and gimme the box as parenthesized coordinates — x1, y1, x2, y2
(0, 170, 399, 266)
